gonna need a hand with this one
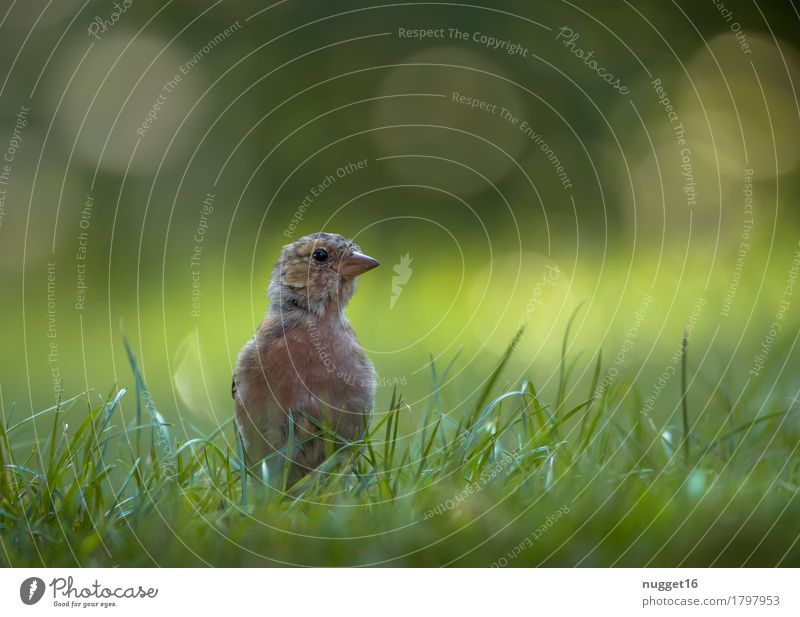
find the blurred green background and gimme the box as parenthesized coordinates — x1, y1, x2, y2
(1, 0, 799, 444)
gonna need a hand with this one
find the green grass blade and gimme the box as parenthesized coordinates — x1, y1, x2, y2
(680, 330, 690, 467)
(472, 324, 525, 422)
(557, 300, 586, 410)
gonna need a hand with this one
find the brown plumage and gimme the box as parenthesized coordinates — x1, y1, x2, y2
(233, 232, 380, 486)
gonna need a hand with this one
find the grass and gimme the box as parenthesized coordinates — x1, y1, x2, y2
(2, 323, 800, 567)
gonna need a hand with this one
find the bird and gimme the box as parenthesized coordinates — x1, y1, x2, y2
(232, 232, 380, 487)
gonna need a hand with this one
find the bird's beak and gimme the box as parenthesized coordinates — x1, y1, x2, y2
(340, 251, 380, 277)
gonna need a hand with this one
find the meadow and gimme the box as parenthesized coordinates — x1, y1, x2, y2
(2, 316, 799, 568)
(2, 0, 800, 570)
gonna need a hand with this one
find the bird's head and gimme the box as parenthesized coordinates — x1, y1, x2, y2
(268, 232, 380, 317)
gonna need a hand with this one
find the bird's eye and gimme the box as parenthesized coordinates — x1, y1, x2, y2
(312, 248, 329, 262)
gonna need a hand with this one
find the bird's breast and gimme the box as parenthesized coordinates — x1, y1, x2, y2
(255, 316, 376, 440)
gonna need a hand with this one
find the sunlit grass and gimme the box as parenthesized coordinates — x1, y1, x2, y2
(1, 322, 799, 567)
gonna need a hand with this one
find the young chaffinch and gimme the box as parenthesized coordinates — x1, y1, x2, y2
(233, 232, 379, 486)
